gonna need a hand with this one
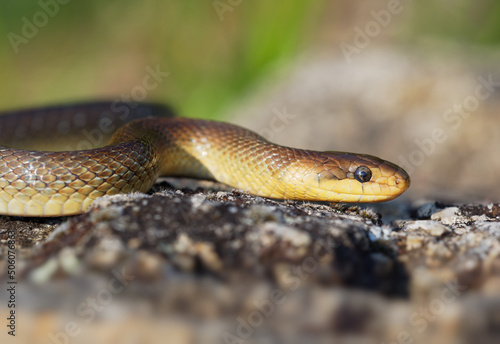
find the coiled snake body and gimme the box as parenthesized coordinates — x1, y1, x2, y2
(0, 102, 410, 217)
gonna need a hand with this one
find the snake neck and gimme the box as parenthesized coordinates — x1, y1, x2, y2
(109, 117, 289, 188)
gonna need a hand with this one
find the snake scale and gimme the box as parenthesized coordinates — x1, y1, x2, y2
(0, 102, 410, 217)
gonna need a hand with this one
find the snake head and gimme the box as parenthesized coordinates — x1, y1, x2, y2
(299, 151, 410, 203)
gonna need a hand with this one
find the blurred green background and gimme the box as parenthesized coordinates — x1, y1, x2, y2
(0, 0, 326, 119)
(0, 0, 498, 119)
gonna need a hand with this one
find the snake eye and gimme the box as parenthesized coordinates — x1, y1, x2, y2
(354, 166, 372, 183)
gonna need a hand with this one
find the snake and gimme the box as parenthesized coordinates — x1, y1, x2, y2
(0, 102, 410, 217)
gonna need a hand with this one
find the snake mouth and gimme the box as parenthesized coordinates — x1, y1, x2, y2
(338, 170, 411, 202)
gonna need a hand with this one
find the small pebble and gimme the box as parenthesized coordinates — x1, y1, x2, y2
(431, 207, 460, 225)
(416, 203, 441, 219)
(403, 220, 450, 237)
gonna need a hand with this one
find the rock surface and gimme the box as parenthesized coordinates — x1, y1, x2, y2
(1, 179, 499, 344)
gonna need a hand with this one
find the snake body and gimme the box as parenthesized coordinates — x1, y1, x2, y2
(0, 102, 410, 217)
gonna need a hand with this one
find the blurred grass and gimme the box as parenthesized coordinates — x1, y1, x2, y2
(408, 1, 500, 45)
(0, 1, 327, 119)
(0, 1, 498, 121)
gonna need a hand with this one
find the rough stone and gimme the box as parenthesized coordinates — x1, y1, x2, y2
(431, 207, 460, 225)
(1, 180, 499, 343)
